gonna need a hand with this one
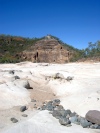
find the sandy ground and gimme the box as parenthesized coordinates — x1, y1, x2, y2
(0, 62, 100, 133)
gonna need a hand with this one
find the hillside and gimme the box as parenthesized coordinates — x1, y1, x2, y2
(0, 35, 82, 63)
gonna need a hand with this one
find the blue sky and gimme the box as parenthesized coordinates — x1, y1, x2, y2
(0, 0, 100, 49)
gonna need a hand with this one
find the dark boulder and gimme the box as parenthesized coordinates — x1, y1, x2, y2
(20, 106, 27, 112)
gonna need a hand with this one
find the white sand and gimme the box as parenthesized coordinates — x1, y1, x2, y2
(0, 62, 100, 133)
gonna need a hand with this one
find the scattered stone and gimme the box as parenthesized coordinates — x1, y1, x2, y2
(45, 77, 47, 80)
(65, 109, 72, 115)
(46, 101, 54, 111)
(22, 114, 28, 117)
(97, 98, 99, 100)
(10, 118, 18, 123)
(85, 110, 100, 125)
(9, 70, 14, 74)
(54, 105, 64, 110)
(39, 100, 100, 129)
(59, 117, 71, 126)
(54, 73, 64, 79)
(77, 116, 82, 123)
(66, 76, 73, 81)
(90, 124, 99, 129)
(31, 99, 36, 102)
(52, 110, 62, 119)
(97, 125, 100, 129)
(69, 116, 78, 124)
(66, 124, 72, 127)
(66, 114, 70, 119)
(14, 76, 20, 80)
(59, 110, 67, 117)
(80, 118, 92, 128)
(70, 112, 77, 117)
(16, 80, 32, 89)
(37, 107, 41, 110)
(52, 99, 60, 106)
(34, 104, 37, 108)
(74, 121, 80, 125)
(40, 105, 46, 110)
(20, 106, 27, 112)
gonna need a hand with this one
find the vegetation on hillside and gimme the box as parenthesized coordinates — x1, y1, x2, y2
(0, 34, 99, 63)
(0, 34, 41, 63)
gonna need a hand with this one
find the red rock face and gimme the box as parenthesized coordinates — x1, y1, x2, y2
(85, 110, 100, 125)
(18, 38, 73, 63)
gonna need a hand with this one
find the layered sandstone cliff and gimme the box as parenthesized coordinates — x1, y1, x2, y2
(18, 36, 73, 63)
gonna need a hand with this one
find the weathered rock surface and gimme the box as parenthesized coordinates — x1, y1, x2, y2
(18, 36, 74, 63)
(85, 110, 100, 125)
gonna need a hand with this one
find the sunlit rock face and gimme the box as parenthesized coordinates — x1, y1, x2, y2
(18, 36, 73, 63)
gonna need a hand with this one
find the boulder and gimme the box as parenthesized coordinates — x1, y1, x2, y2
(20, 106, 27, 112)
(85, 110, 100, 125)
(10, 118, 18, 123)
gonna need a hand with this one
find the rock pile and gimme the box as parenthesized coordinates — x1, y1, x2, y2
(39, 99, 100, 129)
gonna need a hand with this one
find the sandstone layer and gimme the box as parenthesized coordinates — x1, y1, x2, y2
(18, 36, 73, 63)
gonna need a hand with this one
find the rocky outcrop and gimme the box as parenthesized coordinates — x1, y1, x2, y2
(18, 36, 73, 63)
